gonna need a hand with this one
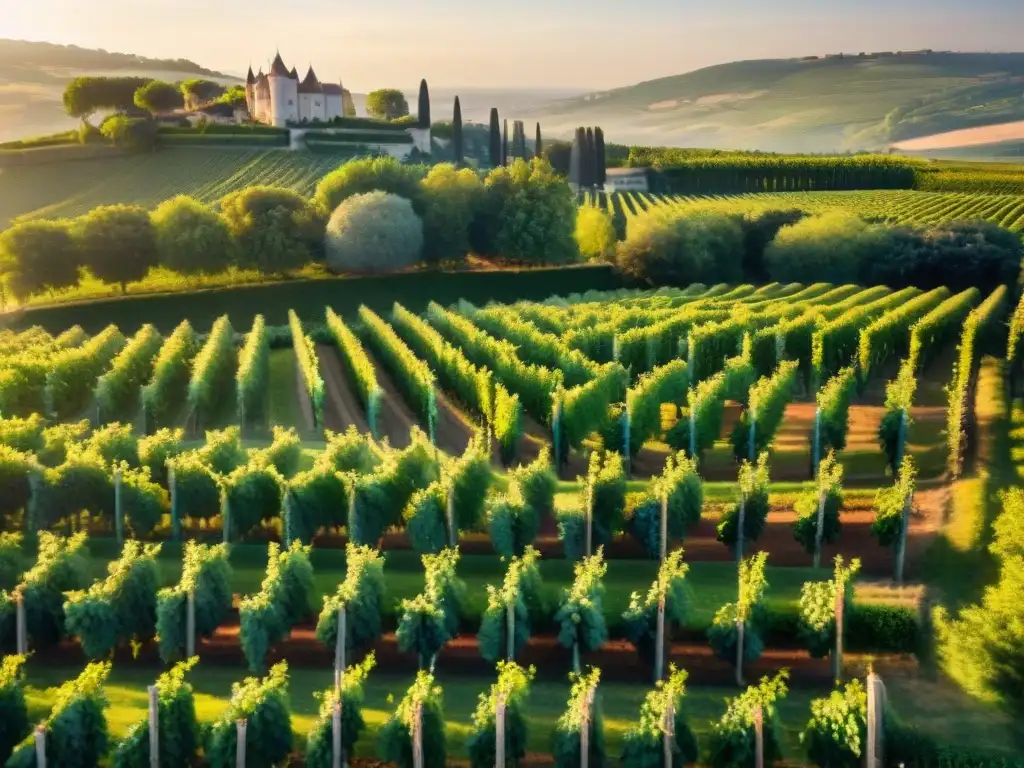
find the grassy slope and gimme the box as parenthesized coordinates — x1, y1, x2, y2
(527, 52, 1024, 152)
(0, 148, 347, 228)
(20, 660, 1018, 760)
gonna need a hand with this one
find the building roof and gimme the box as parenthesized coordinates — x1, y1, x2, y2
(299, 66, 322, 93)
(606, 168, 648, 177)
(246, 66, 255, 85)
(199, 103, 236, 117)
(289, 66, 299, 80)
(321, 83, 343, 95)
(269, 52, 290, 78)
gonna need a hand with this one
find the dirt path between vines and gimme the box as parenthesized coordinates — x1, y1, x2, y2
(364, 355, 417, 449)
(317, 343, 368, 434)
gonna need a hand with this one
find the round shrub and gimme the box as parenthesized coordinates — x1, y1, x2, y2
(0, 219, 81, 300)
(764, 211, 888, 285)
(151, 196, 236, 276)
(616, 209, 744, 287)
(72, 204, 158, 290)
(575, 205, 617, 261)
(314, 156, 425, 214)
(219, 186, 324, 274)
(324, 191, 424, 273)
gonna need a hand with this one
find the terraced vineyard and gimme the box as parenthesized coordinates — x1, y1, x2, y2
(589, 189, 1024, 232)
(0, 147, 348, 227)
(0, 281, 1020, 766)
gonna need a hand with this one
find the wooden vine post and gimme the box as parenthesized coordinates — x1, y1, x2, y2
(221, 487, 231, 546)
(895, 475, 912, 584)
(753, 704, 764, 768)
(34, 725, 46, 768)
(584, 477, 594, 558)
(748, 411, 757, 462)
(148, 685, 159, 768)
(15, 588, 27, 656)
(495, 692, 506, 768)
(736, 492, 747, 563)
(866, 671, 886, 768)
(580, 686, 594, 768)
(412, 701, 424, 768)
(235, 719, 247, 768)
(445, 484, 456, 549)
(833, 578, 845, 681)
(334, 605, 347, 689)
(659, 492, 668, 562)
(811, 406, 822, 478)
(662, 694, 674, 768)
(735, 565, 746, 687)
(331, 700, 343, 768)
(114, 468, 124, 546)
(186, 589, 196, 658)
(282, 490, 293, 548)
(168, 465, 180, 541)
(505, 599, 515, 662)
(688, 404, 697, 459)
(654, 591, 666, 683)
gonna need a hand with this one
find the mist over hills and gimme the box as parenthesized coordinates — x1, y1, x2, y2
(521, 51, 1024, 153)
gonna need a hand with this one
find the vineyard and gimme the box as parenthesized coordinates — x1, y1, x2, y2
(585, 189, 1024, 233)
(0, 280, 1021, 765)
(0, 148, 346, 228)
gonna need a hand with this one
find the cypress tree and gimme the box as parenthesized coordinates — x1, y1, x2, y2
(418, 79, 431, 128)
(453, 96, 464, 165)
(535, 122, 543, 158)
(595, 127, 607, 187)
(584, 127, 595, 187)
(489, 108, 501, 167)
(513, 120, 527, 159)
(502, 118, 509, 166)
(569, 127, 585, 187)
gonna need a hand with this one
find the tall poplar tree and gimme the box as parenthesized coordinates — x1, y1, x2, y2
(502, 118, 509, 166)
(489, 108, 501, 167)
(535, 123, 543, 158)
(595, 127, 607, 187)
(453, 96, 464, 165)
(418, 79, 431, 128)
(585, 127, 596, 188)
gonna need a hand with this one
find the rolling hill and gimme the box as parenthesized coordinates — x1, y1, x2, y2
(523, 51, 1024, 153)
(0, 39, 239, 142)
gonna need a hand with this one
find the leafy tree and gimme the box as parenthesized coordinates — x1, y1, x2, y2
(314, 155, 425, 214)
(707, 672, 788, 768)
(205, 662, 292, 768)
(616, 209, 745, 287)
(379, 671, 446, 768)
(707, 552, 769, 678)
(133, 80, 184, 114)
(112, 659, 201, 768)
(466, 661, 534, 768)
(622, 550, 691, 672)
(556, 549, 608, 671)
(315, 544, 385, 661)
(792, 450, 844, 563)
(421, 163, 482, 264)
(0, 219, 80, 300)
(871, 455, 916, 580)
(620, 666, 699, 767)
(478, 547, 543, 662)
(0, 655, 29, 764)
(417, 79, 431, 128)
(544, 140, 572, 176)
(800, 679, 867, 768)
(71, 204, 158, 292)
(151, 196, 236, 276)
(575, 205, 616, 261)
(552, 668, 605, 767)
(179, 78, 224, 108)
(798, 556, 859, 664)
(304, 654, 375, 768)
(324, 191, 424, 273)
(63, 75, 152, 120)
(397, 549, 464, 668)
(99, 115, 157, 151)
(366, 88, 410, 120)
(452, 96, 464, 165)
(488, 158, 579, 264)
(219, 186, 324, 274)
(717, 453, 771, 557)
(488, 108, 501, 167)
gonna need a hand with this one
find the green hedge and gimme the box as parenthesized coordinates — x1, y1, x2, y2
(304, 131, 413, 145)
(290, 116, 408, 132)
(7, 265, 620, 335)
(157, 124, 287, 136)
(157, 133, 289, 147)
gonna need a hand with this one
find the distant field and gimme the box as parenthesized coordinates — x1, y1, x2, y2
(894, 120, 1024, 151)
(0, 147, 346, 227)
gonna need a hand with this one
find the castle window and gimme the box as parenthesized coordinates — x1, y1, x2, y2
(315, 100, 321, 107)
(288, 100, 294, 106)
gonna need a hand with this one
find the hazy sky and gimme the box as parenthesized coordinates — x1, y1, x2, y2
(6, 0, 1024, 90)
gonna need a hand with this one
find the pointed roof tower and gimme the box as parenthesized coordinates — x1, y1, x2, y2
(299, 65, 323, 93)
(269, 51, 289, 78)
(289, 66, 299, 80)
(246, 65, 256, 85)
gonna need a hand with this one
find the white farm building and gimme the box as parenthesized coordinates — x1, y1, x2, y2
(245, 52, 346, 127)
